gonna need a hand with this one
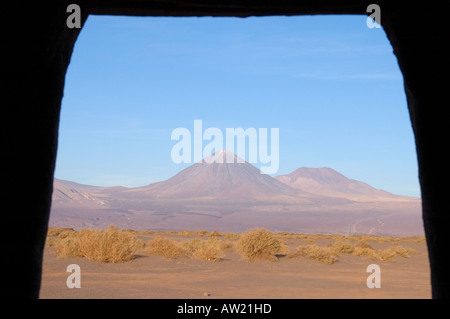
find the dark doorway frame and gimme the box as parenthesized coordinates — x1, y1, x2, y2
(4, 0, 449, 298)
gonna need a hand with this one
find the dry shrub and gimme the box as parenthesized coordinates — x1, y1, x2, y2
(194, 238, 224, 261)
(235, 228, 288, 262)
(55, 226, 143, 263)
(276, 231, 293, 239)
(145, 236, 186, 259)
(329, 239, 354, 254)
(297, 245, 339, 264)
(45, 236, 59, 247)
(278, 231, 310, 240)
(47, 228, 61, 237)
(56, 237, 84, 258)
(46, 228, 77, 244)
(394, 236, 425, 243)
(392, 245, 416, 257)
(47, 227, 75, 237)
(375, 245, 417, 261)
(177, 230, 193, 237)
(410, 236, 426, 243)
(221, 240, 235, 250)
(160, 230, 178, 236)
(350, 241, 376, 259)
(182, 238, 225, 261)
(145, 237, 226, 261)
(337, 239, 417, 262)
(195, 230, 209, 237)
(208, 230, 221, 237)
(375, 248, 397, 261)
(46, 228, 75, 247)
(376, 236, 392, 243)
(354, 240, 374, 250)
(352, 247, 377, 258)
(352, 244, 416, 262)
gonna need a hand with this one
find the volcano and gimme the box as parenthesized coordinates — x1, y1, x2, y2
(276, 167, 415, 202)
(49, 150, 423, 235)
(123, 150, 303, 201)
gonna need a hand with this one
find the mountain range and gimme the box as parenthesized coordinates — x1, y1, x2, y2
(50, 150, 423, 236)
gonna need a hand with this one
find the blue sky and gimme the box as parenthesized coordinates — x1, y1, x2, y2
(55, 14, 420, 197)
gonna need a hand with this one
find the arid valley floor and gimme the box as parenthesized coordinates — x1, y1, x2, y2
(40, 229, 430, 299)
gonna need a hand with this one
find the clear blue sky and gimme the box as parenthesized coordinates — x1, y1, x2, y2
(55, 14, 421, 197)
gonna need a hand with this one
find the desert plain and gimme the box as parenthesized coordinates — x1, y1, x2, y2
(42, 152, 429, 299)
(40, 229, 430, 299)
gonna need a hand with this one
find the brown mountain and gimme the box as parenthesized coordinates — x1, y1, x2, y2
(276, 167, 414, 202)
(121, 150, 309, 202)
(52, 179, 110, 208)
(49, 151, 423, 235)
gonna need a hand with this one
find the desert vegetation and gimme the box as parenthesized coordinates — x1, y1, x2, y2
(144, 236, 186, 259)
(46, 226, 421, 264)
(235, 228, 288, 261)
(144, 236, 228, 261)
(350, 243, 417, 261)
(290, 238, 417, 264)
(48, 226, 144, 263)
(295, 245, 339, 264)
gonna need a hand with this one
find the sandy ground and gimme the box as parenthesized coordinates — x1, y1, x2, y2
(40, 234, 431, 299)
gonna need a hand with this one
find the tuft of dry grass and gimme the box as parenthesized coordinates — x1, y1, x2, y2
(46, 227, 422, 264)
(46, 228, 77, 247)
(183, 238, 225, 262)
(195, 230, 209, 237)
(295, 237, 417, 264)
(296, 245, 339, 264)
(144, 236, 186, 259)
(47, 227, 75, 237)
(352, 243, 416, 262)
(54, 226, 144, 263)
(375, 245, 417, 261)
(391, 245, 417, 257)
(352, 247, 376, 258)
(144, 237, 227, 262)
(354, 240, 374, 250)
(177, 230, 194, 237)
(208, 230, 221, 237)
(328, 239, 354, 254)
(235, 228, 288, 262)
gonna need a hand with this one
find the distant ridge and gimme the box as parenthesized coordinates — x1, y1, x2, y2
(50, 151, 423, 236)
(124, 150, 303, 200)
(276, 167, 416, 202)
